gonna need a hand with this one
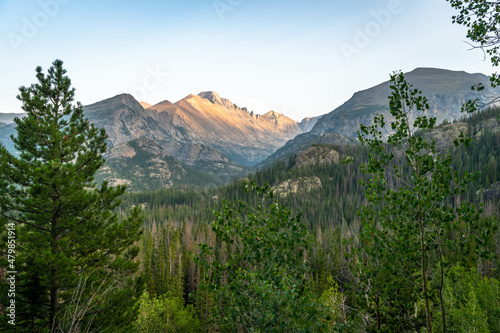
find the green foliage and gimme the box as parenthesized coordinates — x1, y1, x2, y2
(447, 0, 500, 115)
(352, 71, 489, 332)
(118, 107, 500, 332)
(116, 106, 500, 332)
(140, 225, 191, 299)
(450, 290, 489, 333)
(319, 276, 348, 330)
(0, 60, 143, 332)
(447, 0, 500, 88)
(433, 266, 500, 333)
(196, 182, 329, 332)
(133, 292, 201, 333)
(120, 107, 500, 232)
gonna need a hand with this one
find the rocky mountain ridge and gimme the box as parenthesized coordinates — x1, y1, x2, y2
(0, 90, 314, 190)
(1, 67, 498, 190)
(84, 91, 311, 166)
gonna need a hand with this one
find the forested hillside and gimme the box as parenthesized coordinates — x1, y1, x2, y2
(123, 107, 500, 225)
(2, 66, 499, 332)
(119, 106, 500, 331)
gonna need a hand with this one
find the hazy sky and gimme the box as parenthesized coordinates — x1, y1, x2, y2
(0, 0, 495, 121)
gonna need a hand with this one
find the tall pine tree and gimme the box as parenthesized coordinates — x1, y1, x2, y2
(0, 60, 143, 332)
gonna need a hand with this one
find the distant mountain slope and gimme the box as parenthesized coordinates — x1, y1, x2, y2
(0, 113, 25, 124)
(139, 102, 152, 109)
(258, 131, 358, 168)
(3, 68, 496, 189)
(0, 122, 17, 154)
(97, 138, 244, 191)
(312, 68, 500, 137)
(298, 116, 321, 132)
(99, 137, 248, 190)
(258, 68, 500, 169)
(0, 91, 310, 189)
(83, 93, 163, 146)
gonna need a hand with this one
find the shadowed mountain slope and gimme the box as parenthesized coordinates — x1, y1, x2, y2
(259, 68, 500, 168)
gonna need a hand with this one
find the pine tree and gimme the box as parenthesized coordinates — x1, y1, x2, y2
(0, 60, 143, 332)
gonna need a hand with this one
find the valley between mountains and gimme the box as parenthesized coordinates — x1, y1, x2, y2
(1, 67, 498, 191)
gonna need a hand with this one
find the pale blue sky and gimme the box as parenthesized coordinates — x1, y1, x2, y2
(0, 0, 495, 121)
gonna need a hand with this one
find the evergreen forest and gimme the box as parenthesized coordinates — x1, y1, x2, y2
(1, 1, 500, 332)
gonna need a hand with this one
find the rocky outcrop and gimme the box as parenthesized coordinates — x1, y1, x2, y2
(421, 122, 469, 151)
(482, 182, 500, 201)
(272, 176, 322, 197)
(84, 94, 161, 146)
(294, 145, 340, 168)
(258, 132, 357, 168)
(100, 137, 246, 191)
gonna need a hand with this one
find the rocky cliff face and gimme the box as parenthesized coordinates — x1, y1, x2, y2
(258, 131, 358, 168)
(139, 102, 152, 109)
(2, 67, 496, 190)
(99, 138, 188, 190)
(84, 94, 162, 146)
(272, 176, 322, 198)
(85, 91, 306, 166)
(294, 145, 340, 169)
(0, 91, 310, 189)
(147, 91, 304, 166)
(99, 137, 245, 191)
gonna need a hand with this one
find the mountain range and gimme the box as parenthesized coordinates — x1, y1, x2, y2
(83, 91, 317, 167)
(1, 67, 498, 190)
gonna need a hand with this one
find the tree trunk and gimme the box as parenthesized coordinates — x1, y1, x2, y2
(50, 214, 59, 332)
(376, 294, 381, 331)
(439, 250, 446, 333)
(420, 219, 433, 333)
